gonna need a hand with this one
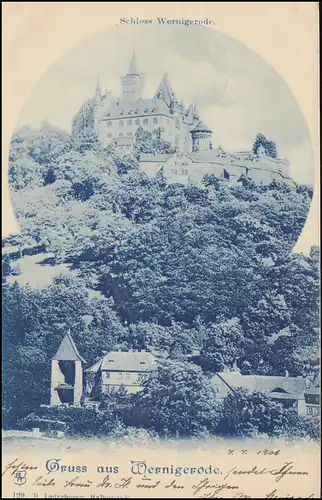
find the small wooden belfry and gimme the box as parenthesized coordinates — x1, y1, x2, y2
(50, 330, 86, 407)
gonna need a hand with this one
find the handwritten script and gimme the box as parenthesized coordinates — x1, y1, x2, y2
(1, 446, 319, 498)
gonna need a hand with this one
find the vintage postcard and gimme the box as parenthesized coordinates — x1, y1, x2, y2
(2, 2, 320, 498)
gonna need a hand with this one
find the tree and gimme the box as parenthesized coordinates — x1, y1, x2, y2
(134, 360, 221, 437)
(217, 389, 285, 437)
(198, 318, 245, 372)
(133, 127, 175, 156)
(217, 388, 319, 439)
(252, 133, 277, 158)
(71, 127, 101, 154)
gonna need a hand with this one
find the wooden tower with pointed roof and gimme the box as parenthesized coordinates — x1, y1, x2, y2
(50, 330, 86, 407)
(121, 52, 146, 103)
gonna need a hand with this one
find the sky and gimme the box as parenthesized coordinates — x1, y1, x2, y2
(16, 23, 315, 184)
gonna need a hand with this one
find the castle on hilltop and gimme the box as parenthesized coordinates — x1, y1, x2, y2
(73, 53, 294, 186)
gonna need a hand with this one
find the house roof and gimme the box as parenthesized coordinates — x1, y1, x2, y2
(140, 153, 170, 163)
(305, 371, 320, 396)
(52, 331, 86, 363)
(305, 386, 320, 396)
(214, 372, 306, 400)
(86, 351, 156, 373)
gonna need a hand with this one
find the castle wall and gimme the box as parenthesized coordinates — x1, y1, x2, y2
(99, 114, 179, 148)
(140, 155, 294, 187)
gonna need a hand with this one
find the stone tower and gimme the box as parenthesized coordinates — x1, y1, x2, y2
(190, 121, 213, 152)
(121, 52, 146, 103)
(50, 330, 86, 407)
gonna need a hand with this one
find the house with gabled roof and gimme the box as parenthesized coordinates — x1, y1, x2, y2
(304, 371, 320, 418)
(85, 350, 156, 399)
(211, 371, 307, 416)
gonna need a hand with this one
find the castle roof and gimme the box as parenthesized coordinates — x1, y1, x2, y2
(190, 120, 212, 133)
(86, 351, 156, 373)
(154, 73, 176, 107)
(101, 97, 171, 120)
(213, 372, 306, 400)
(140, 153, 169, 163)
(52, 330, 86, 363)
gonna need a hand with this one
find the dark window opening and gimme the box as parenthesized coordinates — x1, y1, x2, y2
(58, 360, 75, 386)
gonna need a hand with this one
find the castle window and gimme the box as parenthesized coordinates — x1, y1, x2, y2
(143, 118, 148, 124)
(125, 372, 131, 380)
(144, 108, 149, 113)
(160, 127, 165, 132)
(107, 133, 112, 138)
(119, 132, 123, 137)
(175, 116, 180, 129)
(127, 132, 132, 136)
(106, 122, 112, 127)
(127, 119, 132, 125)
(117, 373, 122, 380)
(182, 169, 188, 175)
(119, 120, 124, 126)
(135, 119, 140, 125)
(153, 117, 158, 124)
(104, 372, 110, 379)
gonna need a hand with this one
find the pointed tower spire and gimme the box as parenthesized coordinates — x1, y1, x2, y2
(121, 52, 145, 102)
(52, 330, 86, 363)
(128, 52, 139, 75)
(95, 76, 101, 101)
(154, 73, 176, 107)
(193, 101, 199, 119)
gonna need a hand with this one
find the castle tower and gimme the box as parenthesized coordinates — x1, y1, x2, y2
(121, 52, 146, 103)
(93, 77, 102, 132)
(50, 330, 86, 407)
(190, 121, 213, 152)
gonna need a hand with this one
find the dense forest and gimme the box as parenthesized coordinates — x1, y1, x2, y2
(3, 122, 320, 439)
